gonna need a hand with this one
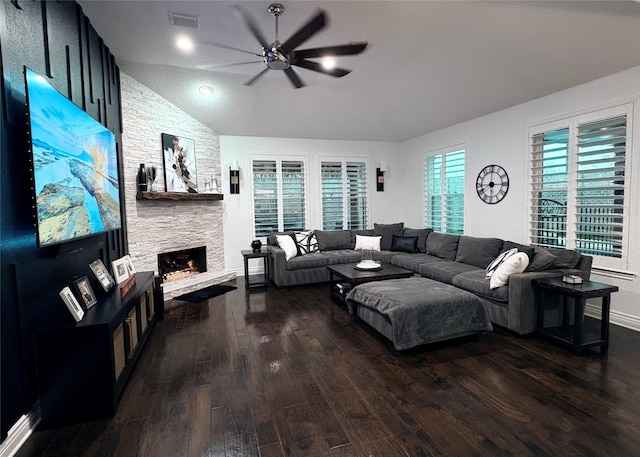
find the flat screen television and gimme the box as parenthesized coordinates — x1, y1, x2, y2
(24, 67, 122, 247)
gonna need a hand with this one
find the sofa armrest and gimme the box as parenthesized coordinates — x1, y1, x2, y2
(267, 245, 287, 286)
(507, 269, 583, 335)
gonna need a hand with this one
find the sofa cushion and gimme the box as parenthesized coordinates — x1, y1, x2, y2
(402, 228, 433, 253)
(490, 252, 529, 289)
(390, 235, 418, 253)
(373, 222, 405, 250)
(549, 248, 582, 269)
(419, 261, 481, 284)
(354, 235, 382, 251)
(526, 246, 557, 271)
(285, 252, 329, 271)
(426, 232, 460, 260)
(455, 236, 504, 268)
(276, 234, 298, 260)
(314, 230, 352, 251)
(390, 253, 444, 273)
(372, 250, 396, 263)
(325, 249, 363, 264)
(452, 270, 509, 303)
(502, 241, 535, 263)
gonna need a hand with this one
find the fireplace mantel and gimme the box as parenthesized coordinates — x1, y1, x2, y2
(136, 191, 223, 201)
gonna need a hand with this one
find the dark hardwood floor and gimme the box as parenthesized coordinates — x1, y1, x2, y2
(16, 278, 640, 457)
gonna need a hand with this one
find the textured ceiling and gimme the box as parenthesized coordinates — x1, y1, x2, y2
(78, 1, 640, 142)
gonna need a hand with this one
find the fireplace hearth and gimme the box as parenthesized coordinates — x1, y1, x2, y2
(158, 246, 207, 283)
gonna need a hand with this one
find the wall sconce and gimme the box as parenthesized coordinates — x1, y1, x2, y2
(230, 159, 240, 194)
(376, 161, 387, 192)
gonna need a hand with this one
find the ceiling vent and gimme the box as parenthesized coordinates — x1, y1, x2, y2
(168, 11, 199, 29)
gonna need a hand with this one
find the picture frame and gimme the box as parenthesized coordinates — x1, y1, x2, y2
(111, 257, 130, 284)
(161, 133, 197, 193)
(123, 254, 136, 276)
(89, 259, 115, 292)
(74, 276, 97, 309)
(59, 286, 84, 322)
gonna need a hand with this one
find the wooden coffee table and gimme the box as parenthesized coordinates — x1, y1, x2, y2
(327, 263, 414, 306)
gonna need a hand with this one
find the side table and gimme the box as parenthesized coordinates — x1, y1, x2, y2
(532, 277, 618, 355)
(241, 249, 269, 289)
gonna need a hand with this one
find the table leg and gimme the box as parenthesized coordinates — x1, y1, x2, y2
(244, 256, 249, 288)
(573, 297, 586, 355)
(562, 295, 570, 328)
(536, 287, 544, 333)
(601, 294, 611, 352)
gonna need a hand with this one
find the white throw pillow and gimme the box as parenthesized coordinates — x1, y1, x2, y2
(276, 234, 298, 261)
(490, 252, 530, 289)
(485, 248, 518, 278)
(354, 235, 382, 251)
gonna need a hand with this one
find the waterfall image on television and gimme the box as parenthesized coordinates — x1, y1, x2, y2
(25, 68, 121, 246)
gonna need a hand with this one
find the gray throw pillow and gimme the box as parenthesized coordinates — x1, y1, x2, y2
(455, 236, 504, 268)
(373, 222, 404, 250)
(502, 241, 535, 263)
(314, 230, 352, 251)
(426, 232, 460, 260)
(402, 228, 432, 253)
(549, 248, 582, 269)
(526, 246, 558, 271)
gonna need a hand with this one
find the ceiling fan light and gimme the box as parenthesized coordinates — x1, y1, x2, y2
(322, 57, 336, 70)
(175, 35, 194, 52)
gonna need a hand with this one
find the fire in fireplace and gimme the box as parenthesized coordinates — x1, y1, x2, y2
(158, 246, 207, 283)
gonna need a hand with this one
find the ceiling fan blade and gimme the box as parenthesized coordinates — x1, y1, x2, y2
(284, 67, 305, 89)
(280, 9, 326, 53)
(292, 59, 350, 78)
(199, 40, 263, 57)
(245, 68, 270, 86)
(293, 42, 368, 59)
(198, 61, 263, 70)
(235, 7, 270, 50)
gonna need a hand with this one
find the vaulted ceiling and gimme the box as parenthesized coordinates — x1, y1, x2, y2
(78, 1, 640, 142)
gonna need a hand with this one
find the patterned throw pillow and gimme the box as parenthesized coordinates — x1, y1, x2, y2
(485, 248, 518, 278)
(295, 231, 319, 255)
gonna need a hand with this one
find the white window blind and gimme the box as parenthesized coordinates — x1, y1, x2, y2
(424, 149, 465, 235)
(529, 104, 632, 270)
(321, 160, 368, 230)
(252, 158, 306, 237)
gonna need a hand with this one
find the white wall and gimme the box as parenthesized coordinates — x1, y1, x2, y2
(219, 136, 404, 274)
(402, 66, 640, 330)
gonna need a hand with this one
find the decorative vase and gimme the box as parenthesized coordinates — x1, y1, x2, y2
(251, 240, 262, 252)
(137, 163, 148, 192)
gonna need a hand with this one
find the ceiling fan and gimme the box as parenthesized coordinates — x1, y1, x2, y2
(204, 3, 368, 88)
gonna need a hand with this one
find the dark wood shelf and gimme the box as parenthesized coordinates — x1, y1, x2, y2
(136, 191, 223, 201)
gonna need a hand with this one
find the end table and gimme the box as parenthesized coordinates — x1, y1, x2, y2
(532, 277, 618, 355)
(241, 249, 269, 289)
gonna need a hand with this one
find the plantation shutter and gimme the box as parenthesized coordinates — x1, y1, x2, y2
(575, 115, 627, 258)
(346, 161, 367, 230)
(529, 127, 569, 248)
(253, 160, 278, 237)
(282, 161, 305, 232)
(424, 149, 465, 234)
(321, 162, 344, 230)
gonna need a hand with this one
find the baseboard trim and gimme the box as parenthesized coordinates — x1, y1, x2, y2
(585, 304, 640, 332)
(0, 406, 41, 457)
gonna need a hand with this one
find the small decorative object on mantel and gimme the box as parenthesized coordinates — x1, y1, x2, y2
(146, 165, 158, 192)
(251, 239, 262, 252)
(137, 163, 148, 192)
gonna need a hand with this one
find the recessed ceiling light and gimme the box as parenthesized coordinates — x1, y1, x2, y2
(322, 57, 336, 70)
(199, 86, 214, 96)
(175, 35, 194, 52)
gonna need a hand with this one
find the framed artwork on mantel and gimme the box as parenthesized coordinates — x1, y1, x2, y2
(161, 133, 198, 193)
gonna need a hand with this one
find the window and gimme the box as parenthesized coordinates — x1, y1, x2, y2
(424, 147, 466, 234)
(529, 104, 632, 270)
(320, 160, 368, 230)
(252, 158, 306, 237)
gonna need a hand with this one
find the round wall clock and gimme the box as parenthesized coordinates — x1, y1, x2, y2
(476, 164, 509, 204)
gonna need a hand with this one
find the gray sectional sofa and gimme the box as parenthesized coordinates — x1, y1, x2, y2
(266, 223, 592, 335)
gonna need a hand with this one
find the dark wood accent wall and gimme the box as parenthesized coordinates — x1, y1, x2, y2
(0, 0, 127, 439)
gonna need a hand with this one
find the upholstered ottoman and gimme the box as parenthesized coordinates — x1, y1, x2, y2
(345, 277, 493, 350)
